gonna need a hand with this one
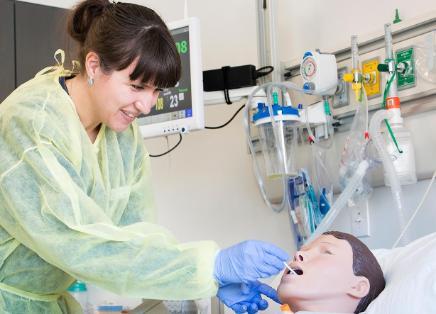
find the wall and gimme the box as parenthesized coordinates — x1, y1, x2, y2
(20, 0, 259, 69)
(277, 0, 436, 64)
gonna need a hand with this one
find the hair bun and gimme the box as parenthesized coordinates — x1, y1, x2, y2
(68, 0, 111, 44)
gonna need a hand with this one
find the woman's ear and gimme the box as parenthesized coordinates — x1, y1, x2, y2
(348, 276, 370, 299)
(84, 51, 100, 79)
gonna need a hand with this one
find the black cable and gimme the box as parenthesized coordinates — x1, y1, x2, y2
(149, 133, 183, 158)
(224, 88, 232, 105)
(222, 66, 232, 105)
(256, 66, 274, 78)
(205, 104, 245, 129)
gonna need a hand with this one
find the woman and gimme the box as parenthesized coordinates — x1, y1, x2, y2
(0, 0, 288, 313)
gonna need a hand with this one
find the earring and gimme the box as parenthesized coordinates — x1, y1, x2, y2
(87, 76, 94, 86)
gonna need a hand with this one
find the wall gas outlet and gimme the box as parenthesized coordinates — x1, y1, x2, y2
(362, 57, 381, 99)
(396, 46, 416, 90)
(333, 67, 349, 109)
(351, 201, 371, 238)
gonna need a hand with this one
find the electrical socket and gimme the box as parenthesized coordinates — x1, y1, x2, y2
(351, 201, 371, 238)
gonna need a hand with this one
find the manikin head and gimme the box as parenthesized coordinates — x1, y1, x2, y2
(278, 231, 385, 313)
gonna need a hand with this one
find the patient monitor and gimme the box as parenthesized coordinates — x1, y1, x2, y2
(138, 17, 204, 138)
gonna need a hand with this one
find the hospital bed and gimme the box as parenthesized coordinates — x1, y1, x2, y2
(363, 232, 436, 313)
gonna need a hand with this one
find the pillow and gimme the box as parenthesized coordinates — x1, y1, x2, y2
(363, 232, 436, 314)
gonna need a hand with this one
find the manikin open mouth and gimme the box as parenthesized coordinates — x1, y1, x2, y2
(287, 266, 303, 275)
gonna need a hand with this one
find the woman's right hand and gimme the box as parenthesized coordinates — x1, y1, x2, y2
(213, 240, 289, 286)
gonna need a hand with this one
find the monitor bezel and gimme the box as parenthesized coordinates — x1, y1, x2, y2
(138, 17, 204, 138)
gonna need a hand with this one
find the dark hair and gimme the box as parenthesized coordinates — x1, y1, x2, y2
(67, 0, 181, 88)
(323, 231, 385, 313)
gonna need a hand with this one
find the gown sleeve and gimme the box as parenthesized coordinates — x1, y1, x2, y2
(0, 105, 219, 300)
(117, 131, 158, 227)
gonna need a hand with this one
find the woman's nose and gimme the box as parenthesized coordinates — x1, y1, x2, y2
(134, 100, 151, 115)
(135, 92, 158, 114)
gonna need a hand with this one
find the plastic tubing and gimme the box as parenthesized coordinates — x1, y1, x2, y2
(245, 84, 288, 213)
(392, 168, 436, 248)
(351, 35, 359, 70)
(305, 160, 369, 243)
(244, 81, 338, 213)
(369, 109, 409, 245)
(304, 102, 334, 150)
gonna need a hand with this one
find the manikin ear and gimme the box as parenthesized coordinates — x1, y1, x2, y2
(348, 276, 370, 299)
(84, 51, 101, 80)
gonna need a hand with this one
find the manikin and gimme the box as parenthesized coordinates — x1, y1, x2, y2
(278, 231, 385, 314)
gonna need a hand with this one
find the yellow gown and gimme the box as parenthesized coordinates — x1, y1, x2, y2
(0, 66, 218, 313)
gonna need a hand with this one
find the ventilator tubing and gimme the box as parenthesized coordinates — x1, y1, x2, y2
(369, 109, 409, 245)
(306, 110, 409, 245)
(306, 159, 369, 244)
(393, 168, 436, 248)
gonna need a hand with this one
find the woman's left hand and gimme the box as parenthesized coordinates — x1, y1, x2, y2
(217, 281, 280, 313)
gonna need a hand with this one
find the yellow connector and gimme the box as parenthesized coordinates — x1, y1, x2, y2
(343, 73, 354, 83)
(343, 69, 363, 101)
(352, 82, 362, 101)
(362, 58, 381, 98)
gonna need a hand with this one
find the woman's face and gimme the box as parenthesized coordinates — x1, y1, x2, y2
(278, 235, 357, 304)
(91, 59, 162, 132)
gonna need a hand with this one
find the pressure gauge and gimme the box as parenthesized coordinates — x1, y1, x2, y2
(300, 50, 338, 96)
(301, 57, 317, 80)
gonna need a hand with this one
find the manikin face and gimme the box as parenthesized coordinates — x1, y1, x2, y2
(90, 59, 162, 132)
(278, 235, 364, 311)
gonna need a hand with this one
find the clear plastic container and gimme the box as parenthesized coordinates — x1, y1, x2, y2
(68, 281, 93, 314)
(383, 123, 417, 186)
(257, 121, 298, 179)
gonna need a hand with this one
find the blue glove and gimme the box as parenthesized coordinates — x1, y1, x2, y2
(217, 281, 281, 313)
(214, 240, 289, 286)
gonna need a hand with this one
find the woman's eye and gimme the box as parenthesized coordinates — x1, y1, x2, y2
(323, 249, 333, 255)
(131, 84, 144, 90)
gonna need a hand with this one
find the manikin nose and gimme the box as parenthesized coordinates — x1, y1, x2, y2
(294, 252, 304, 262)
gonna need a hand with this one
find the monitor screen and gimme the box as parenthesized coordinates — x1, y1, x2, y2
(138, 17, 204, 138)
